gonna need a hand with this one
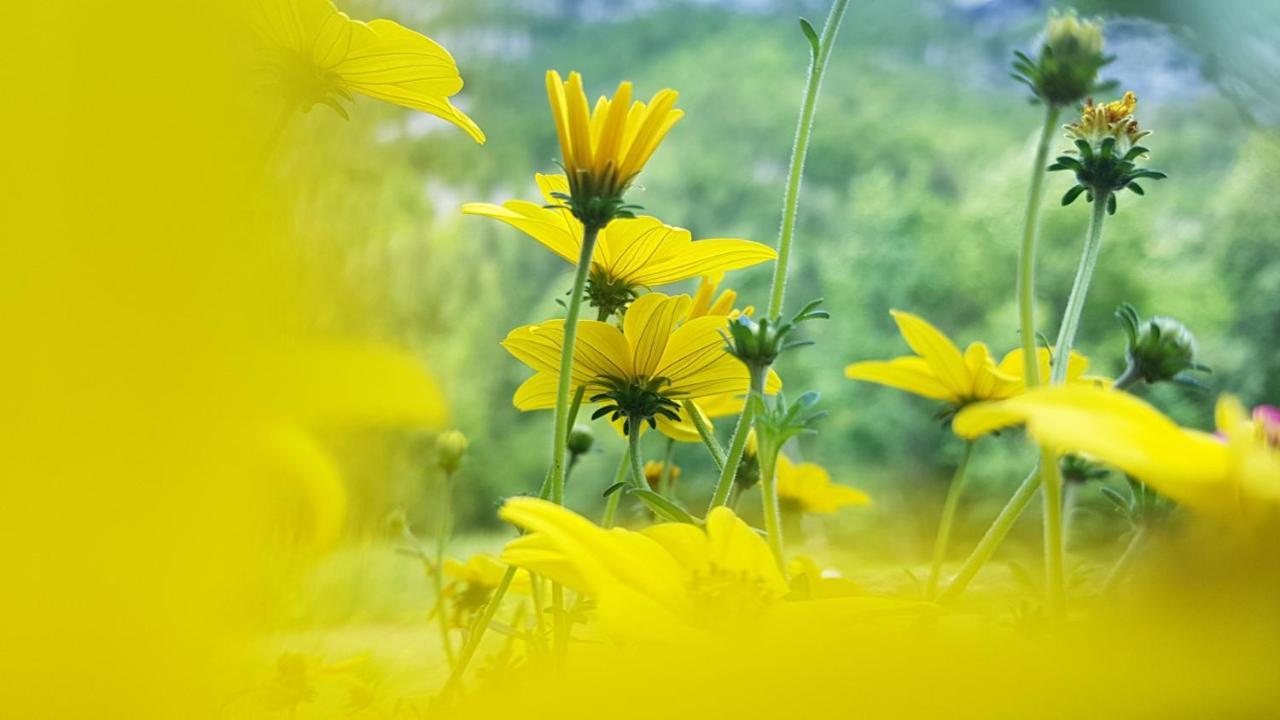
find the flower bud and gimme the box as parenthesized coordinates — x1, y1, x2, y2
(643, 461, 680, 491)
(734, 430, 762, 491)
(436, 430, 469, 474)
(567, 424, 595, 456)
(385, 508, 410, 537)
(1116, 304, 1206, 386)
(1012, 10, 1110, 107)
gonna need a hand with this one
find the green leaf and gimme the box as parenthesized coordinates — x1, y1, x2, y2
(1127, 182, 1145, 195)
(1062, 185, 1086, 206)
(798, 18, 820, 57)
(1107, 193, 1118, 215)
(602, 482, 627, 497)
(627, 489, 700, 525)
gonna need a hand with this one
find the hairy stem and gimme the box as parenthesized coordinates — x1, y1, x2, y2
(938, 466, 1041, 605)
(767, 0, 851, 317)
(601, 447, 631, 529)
(550, 224, 601, 504)
(1051, 193, 1110, 384)
(1016, 104, 1063, 387)
(926, 441, 975, 599)
(708, 366, 767, 510)
(683, 400, 726, 471)
(658, 436, 676, 496)
(1100, 525, 1148, 597)
(758, 447, 786, 568)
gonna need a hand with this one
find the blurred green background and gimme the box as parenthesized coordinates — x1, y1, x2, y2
(284, 0, 1280, 562)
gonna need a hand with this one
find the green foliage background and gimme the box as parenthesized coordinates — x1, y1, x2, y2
(288, 0, 1279, 560)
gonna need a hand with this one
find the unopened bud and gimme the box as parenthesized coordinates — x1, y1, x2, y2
(1117, 304, 1205, 386)
(436, 430, 469, 474)
(567, 424, 595, 456)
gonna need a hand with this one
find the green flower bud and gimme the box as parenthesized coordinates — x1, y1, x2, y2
(1115, 303, 1208, 387)
(1012, 10, 1112, 107)
(386, 508, 410, 537)
(436, 430, 469, 474)
(567, 424, 595, 456)
(733, 431, 761, 492)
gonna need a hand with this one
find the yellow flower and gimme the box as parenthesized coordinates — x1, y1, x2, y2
(845, 310, 1092, 408)
(499, 497, 916, 640)
(463, 175, 775, 315)
(251, 0, 484, 141)
(953, 387, 1280, 517)
(502, 292, 780, 434)
(546, 70, 682, 221)
(1065, 91, 1149, 153)
(443, 554, 532, 627)
(775, 454, 870, 514)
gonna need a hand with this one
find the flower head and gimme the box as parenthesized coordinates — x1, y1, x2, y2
(545, 71, 682, 226)
(1116, 303, 1208, 386)
(775, 454, 870, 514)
(845, 310, 1092, 422)
(464, 176, 774, 317)
(1012, 10, 1112, 106)
(251, 0, 483, 141)
(1052, 92, 1166, 214)
(954, 387, 1280, 517)
(435, 429, 468, 473)
(643, 460, 681, 490)
(502, 293, 780, 435)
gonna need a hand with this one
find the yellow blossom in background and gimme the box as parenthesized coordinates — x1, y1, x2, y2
(463, 175, 775, 314)
(499, 497, 917, 641)
(546, 71, 682, 219)
(845, 310, 1092, 412)
(251, 0, 485, 141)
(643, 460, 681, 489)
(502, 292, 780, 432)
(953, 386, 1280, 516)
(1065, 91, 1149, 153)
(775, 454, 870, 514)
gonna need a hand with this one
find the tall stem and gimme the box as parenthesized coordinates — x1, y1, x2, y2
(938, 466, 1040, 604)
(550, 224, 601, 504)
(1100, 525, 1148, 597)
(431, 471, 456, 667)
(1016, 104, 1063, 387)
(708, 366, 766, 510)
(627, 430, 647, 491)
(683, 400, 726, 471)
(767, 0, 851, 318)
(658, 436, 676, 496)
(926, 441, 975, 599)
(1041, 456, 1066, 618)
(758, 448, 785, 568)
(1051, 193, 1109, 384)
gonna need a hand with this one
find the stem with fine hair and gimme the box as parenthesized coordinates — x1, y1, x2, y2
(683, 400, 726, 471)
(658, 436, 676, 496)
(708, 366, 767, 511)
(1051, 192, 1110, 384)
(627, 430, 646, 491)
(926, 441, 976, 599)
(601, 447, 631, 529)
(550, 224, 601, 505)
(1016, 104, 1063, 387)
(938, 466, 1041, 604)
(757, 446, 786, 568)
(768, 0, 851, 317)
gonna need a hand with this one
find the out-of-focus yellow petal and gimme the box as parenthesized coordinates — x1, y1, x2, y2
(954, 386, 1233, 511)
(845, 357, 956, 402)
(705, 507, 790, 599)
(889, 310, 971, 399)
(776, 454, 870, 514)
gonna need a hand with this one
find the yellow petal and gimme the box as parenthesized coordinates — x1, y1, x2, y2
(597, 217, 683, 286)
(512, 373, 559, 411)
(627, 238, 777, 287)
(889, 310, 971, 399)
(462, 198, 580, 264)
(845, 357, 957, 402)
(656, 316, 751, 398)
(623, 293, 692, 378)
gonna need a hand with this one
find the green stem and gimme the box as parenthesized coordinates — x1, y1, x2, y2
(938, 466, 1041, 605)
(431, 471, 456, 668)
(1041, 453, 1066, 619)
(683, 400, 726, 471)
(1016, 104, 1064, 387)
(1100, 525, 1148, 597)
(708, 366, 767, 510)
(550, 225, 601, 504)
(1112, 361, 1143, 391)
(601, 447, 630, 529)
(758, 447, 785, 568)
(1051, 192, 1110, 384)
(767, 0, 851, 318)
(926, 441, 975, 600)
(627, 430, 647, 491)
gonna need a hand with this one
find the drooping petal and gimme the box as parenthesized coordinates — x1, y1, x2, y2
(461, 199, 581, 264)
(845, 357, 957, 402)
(512, 373, 559, 410)
(337, 19, 484, 142)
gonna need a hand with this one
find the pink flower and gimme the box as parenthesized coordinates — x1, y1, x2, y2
(1253, 405, 1280, 448)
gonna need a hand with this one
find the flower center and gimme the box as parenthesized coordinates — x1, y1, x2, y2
(585, 266, 639, 317)
(589, 375, 680, 436)
(687, 562, 776, 630)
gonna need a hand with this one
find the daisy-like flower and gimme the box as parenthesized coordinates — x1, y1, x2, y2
(844, 310, 1093, 422)
(499, 497, 918, 641)
(643, 460, 681, 490)
(545, 71, 682, 226)
(1052, 91, 1166, 213)
(775, 454, 870, 515)
(1011, 10, 1112, 107)
(443, 554, 532, 628)
(953, 387, 1280, 517)
(251, 0, 484, 141)
(502, 292, 780, 436)
(463, 176, 775, 317)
